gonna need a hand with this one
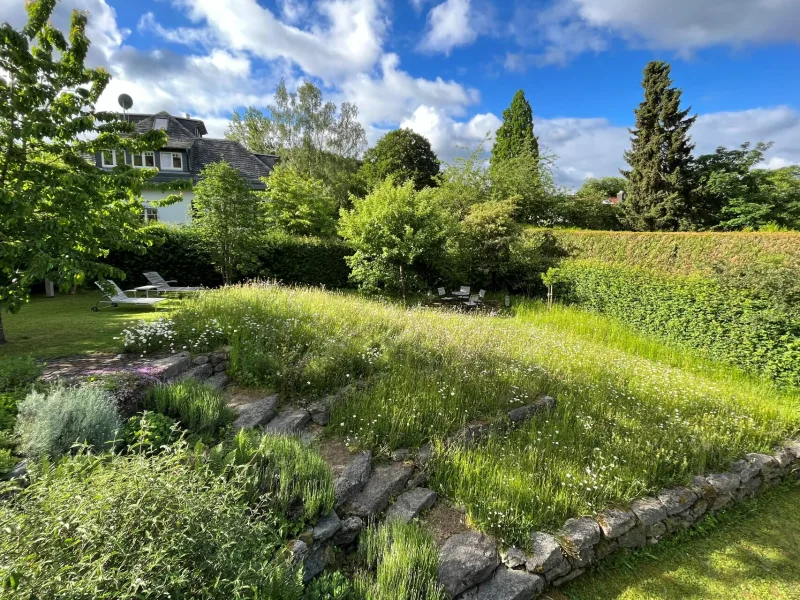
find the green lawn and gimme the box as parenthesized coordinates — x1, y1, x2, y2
(562, 483, 800, 600)
(0, 292, 166, 359)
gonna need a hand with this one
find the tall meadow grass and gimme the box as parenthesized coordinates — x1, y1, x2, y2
(171, 284, 800, 544)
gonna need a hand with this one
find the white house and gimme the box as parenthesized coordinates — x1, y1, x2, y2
(92, 111, 278, 224)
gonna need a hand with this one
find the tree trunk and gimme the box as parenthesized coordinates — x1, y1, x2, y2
(0, 311, 7, 344)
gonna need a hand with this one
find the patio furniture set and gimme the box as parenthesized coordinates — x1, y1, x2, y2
(91, 271, 203, 311)
(436, 286, 486, 308)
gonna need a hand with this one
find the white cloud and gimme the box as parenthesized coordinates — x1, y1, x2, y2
(538, 106, 800, 189)
(418, 0, 477, 55)
(175, 0, 387, 80)
(400, 105, 501, 162)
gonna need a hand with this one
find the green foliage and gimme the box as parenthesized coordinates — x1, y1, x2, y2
(262, 163, 338, 236)
(0, 447, 304, 598)
(192, 161, 263, 284)
(622, 61, 696, 231)
(434, 142, 491, 220)
(0, 2, 172, 343)
(339, 179, 454, 301)
(145, 379, 233, 437)
(557, 259, 800, 386)
(358, 521, 444, 600)
(304, 571, 361, 600)
(256, 232, 353, 288)
(15, 382, 121, 458)
(491, 89, 539, 164)
(454, 198, 521, 289)
(578, 177, 627, 199)
(0, 356, 42, 392)
(0, 447, 14, 474)
(360, 128, 441, 191)
(122, 411, 179, 452)
(0, 393, 17, 431)
(488, 150, 561, 225)
(206, 430, 335, 535)
(226, 79, 366, 207)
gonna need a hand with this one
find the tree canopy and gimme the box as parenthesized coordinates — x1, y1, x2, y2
(0, 0, 169, 343)
(261, 163, 337, 237)
(359, 128, 440, 191)
(622, 61, 696, 231)
(491, 90, 539, 165)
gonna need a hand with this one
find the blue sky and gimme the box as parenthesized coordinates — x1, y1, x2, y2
(2, 0, 799, 187)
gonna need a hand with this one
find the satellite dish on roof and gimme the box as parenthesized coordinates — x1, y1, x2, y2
(118, 93, 133, 112)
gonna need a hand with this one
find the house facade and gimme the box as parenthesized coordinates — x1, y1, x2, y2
(92, 111, 278, 225)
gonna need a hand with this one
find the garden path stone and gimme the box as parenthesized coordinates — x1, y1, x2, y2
(595, 508, 636, 539)
(501, 548, 527, 569)
(458, 567, 544, 600)
(525, 532, 564, 574)
(312, 512, 341, 542)
(308, 400, 330, 426)
(657, 487, 698, 516)
(205, 372, 229, 390)
(332, 516, 362, 546)
(438, 532, 500, 598)
(556, 517, 601, 553)
(630, 497, 667, 526)
(507, 395, 556, 425)
(449, 423, 491, 448)
(263, 408, 311, 435)
(334, 451, 372, 507)
(344, 464, 413, 518)
(179, 362, 213, 382)
(385, 487, 437, 523)
(231, 394, 279, 431)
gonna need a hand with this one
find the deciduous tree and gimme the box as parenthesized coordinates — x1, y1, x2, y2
(359, 128, 440, 191)
(0, 0, 168, 344)
(261, 163, 337, 237)
(192, 161, 262, 284)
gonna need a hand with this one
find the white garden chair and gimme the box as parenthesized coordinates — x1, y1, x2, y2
(143, 271, 203, 292)
(92, 281, 166, 311)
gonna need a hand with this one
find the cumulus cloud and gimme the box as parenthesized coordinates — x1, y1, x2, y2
(538, 106, 800, 189)
(418, 0, 477, 55)
(400, 105, 501, 162)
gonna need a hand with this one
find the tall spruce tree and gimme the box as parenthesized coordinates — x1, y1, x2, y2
(622, 61, 696, 231)
(491, 90, 539, 166)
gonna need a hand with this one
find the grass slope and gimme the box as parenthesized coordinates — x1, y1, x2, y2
(0, 292, 166, 359)
(562, 484, 800, 600)
(172, 285, 800, 545)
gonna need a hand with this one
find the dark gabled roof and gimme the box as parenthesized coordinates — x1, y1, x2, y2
(189, 138, 275, 188)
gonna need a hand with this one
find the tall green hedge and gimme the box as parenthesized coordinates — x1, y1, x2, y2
(558, 259, 800, 386)
(106, 227, 352, 289)
(530, 228, 800, 276)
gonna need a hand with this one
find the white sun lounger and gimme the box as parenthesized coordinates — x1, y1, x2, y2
(92, 280, 166, 311)
(143, 271, 203, 292)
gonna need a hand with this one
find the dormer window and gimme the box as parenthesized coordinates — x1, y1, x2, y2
(101, 150, 116, 167)
(160, 151, 183, 171)
(133, 151, 156, 168)
(154, 117, 168, 130)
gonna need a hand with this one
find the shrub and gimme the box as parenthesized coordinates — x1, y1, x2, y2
(207, 430, 335, 534)
(358, 521, 444, 600)
(122, 411, 180, 452)
(0, 447, 305, 599)
(15, 382, 122, 458)
(0, 448, 15, 474)
(304, 571, 360, 600)
(145, 379, 233, 436)
(0, 356, 42, 392)
(0, 393, 18, 432)
(557, 259, 800, 386)
(256, 232, 352, 289)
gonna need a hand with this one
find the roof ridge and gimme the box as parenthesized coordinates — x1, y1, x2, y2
(168, 115, 197, 139)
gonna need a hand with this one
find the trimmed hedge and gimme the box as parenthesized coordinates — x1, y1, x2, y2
(558, 259, 800, 386)
(106, 227, 352, 289)
(530, 228, 800, 276)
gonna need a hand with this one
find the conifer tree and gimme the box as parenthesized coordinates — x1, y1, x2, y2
(491, 90, 539, 165)
(622, 61, 696, 231)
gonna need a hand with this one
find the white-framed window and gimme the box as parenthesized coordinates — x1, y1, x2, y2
(133, 151, 156, 168)
(101, 150, 116, 167)
(154, 117, 169, 130)
(143, 207, 159, 223)
(160, 151, 183, 171)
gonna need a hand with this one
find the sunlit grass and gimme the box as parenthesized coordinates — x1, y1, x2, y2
(171, 284, 800, 545)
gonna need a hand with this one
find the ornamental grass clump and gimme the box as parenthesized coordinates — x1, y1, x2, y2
(357, 520, 444, 600)
(145, 379, 233, 436)
(207, 430, 335, 534)
(0, 447, 304, 599)
(15, 382, 121, 458)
